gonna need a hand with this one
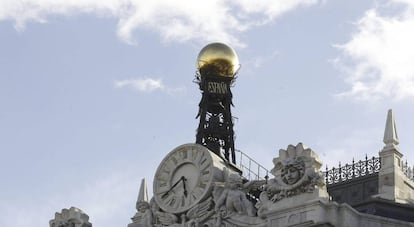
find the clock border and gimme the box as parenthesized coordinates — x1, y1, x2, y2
(153, 143, 216, 214)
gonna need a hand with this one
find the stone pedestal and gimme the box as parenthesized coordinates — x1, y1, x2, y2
(377, 146, 414, 203)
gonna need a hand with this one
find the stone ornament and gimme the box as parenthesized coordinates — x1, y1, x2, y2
(49, 207, 91, 227)
(185, 197, 215, 226)
(257, 143, 325, 217)
(213, 168, 256, 217)
(128, 179, 153, 227)
(210, 168, 266, 227)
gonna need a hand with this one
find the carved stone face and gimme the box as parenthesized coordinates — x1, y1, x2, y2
(137, 202, 149, 213)
(282, 166, 301, 185)
(218, 206, 227, 217)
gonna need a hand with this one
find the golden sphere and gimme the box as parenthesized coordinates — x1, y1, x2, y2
(197, 42, 240, 78)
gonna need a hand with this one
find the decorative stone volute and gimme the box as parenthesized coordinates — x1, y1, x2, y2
(49, 207, 92, 227)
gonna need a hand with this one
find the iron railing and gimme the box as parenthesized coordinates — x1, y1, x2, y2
(236, 150, 269, 181)
(402, 160, 414, 182)
(325, 155, 381, 185)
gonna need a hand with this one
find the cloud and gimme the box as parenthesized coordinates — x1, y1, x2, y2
(0, 0, 323, 46)
(114, 78, 165, 92)
(114, 78, 187, 96)
(334, 0, 414, 101)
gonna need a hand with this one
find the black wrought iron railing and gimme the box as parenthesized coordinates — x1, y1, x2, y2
(402, 160, 414, 182)
(325, 155, 381, 185)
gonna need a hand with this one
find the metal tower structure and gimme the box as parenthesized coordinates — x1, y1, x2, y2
(194, 43, 240, 165)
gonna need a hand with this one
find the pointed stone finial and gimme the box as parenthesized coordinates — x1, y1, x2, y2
(137, 178, 149, 204)
(130, 178, 152, 227)
(383, 109, 399, 147)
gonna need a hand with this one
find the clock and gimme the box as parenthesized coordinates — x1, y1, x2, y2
(153, 143, 224, 214)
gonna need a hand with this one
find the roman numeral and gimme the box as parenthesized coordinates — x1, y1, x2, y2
(162, 193, 173, 203)
(189, 192, 197, 204)
(179, 149, 188, 160)
(199, 182, 207, 189)
(158, 180, 168, 188)
(164, 160, 175, 172)
(192, 150, 199, 161)
(199, 157, 207, 166)
(171, 156, 178, 165)
(202, 169, 210, 176)
(169, 197, 176, 207)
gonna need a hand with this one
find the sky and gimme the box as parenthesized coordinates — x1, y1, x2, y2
(1, 0, 414, 226)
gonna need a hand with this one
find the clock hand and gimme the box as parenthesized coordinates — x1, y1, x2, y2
(161, 176, 186, 199)
(182, 177, 188, 197)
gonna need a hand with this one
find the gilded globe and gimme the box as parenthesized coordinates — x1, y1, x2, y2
(196, 42, 240, 78)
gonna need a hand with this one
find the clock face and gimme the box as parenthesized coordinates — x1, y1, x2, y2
(153, 143, 214, 214)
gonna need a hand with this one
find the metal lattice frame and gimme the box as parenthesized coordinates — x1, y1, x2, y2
(195, 74, 236, 164)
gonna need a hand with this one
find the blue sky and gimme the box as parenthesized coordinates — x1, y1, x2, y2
(1, 0, 414, 226)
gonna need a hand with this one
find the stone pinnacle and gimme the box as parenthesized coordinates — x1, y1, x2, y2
(383, 109, 399, 147)
(137, 178, 149, 203)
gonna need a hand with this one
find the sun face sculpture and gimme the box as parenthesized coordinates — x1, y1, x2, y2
(270, 143, 324, 188)
(256, 143, 327, 218)
(280, 160, 305, 185)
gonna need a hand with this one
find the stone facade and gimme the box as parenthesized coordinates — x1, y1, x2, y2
(50, 110, 414, 227)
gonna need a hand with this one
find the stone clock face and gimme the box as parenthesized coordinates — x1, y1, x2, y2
(153, 143, 214, 214)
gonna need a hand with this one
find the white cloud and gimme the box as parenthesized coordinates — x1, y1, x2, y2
(335, 0, 414, 101)
(114, 78, 164, 92)
(114, 78, 187, 96)
(0, 0, 322, 46)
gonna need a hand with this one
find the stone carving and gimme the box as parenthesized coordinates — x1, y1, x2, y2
(186, 197, 215, 226)
(49, 207, 91, 227)
(130, 200, 152, 226)
(127, 168, 269, 226)
(209, 169, 268, 227)
(129, 179, 153, 227)
(150, 198, 179, 227)
(213, 169, 256, 217)
(256, 143, 325, 217)
(129, 178, 180, 227)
